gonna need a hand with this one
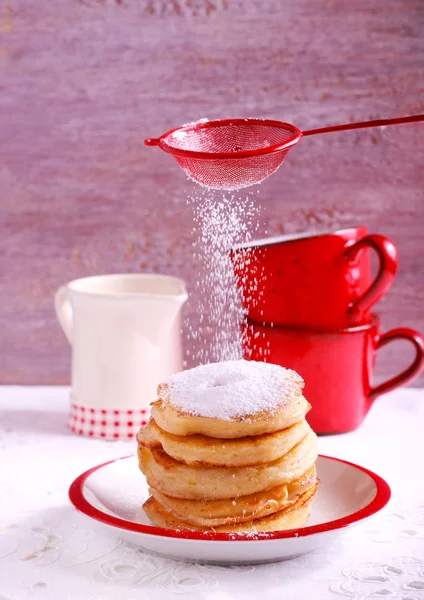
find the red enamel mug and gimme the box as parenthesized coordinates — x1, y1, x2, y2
(242, 316, 424, 434)
(231, 227, 398, 329)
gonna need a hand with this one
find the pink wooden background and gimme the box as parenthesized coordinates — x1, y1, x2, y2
(1, 0, 423, 385)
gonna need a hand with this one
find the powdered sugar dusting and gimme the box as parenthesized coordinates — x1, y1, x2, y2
(159, 360, 304, 420)
(173, 119, 209, 141)
(182, 117, 209, 127)
(185, 187, 264, 365)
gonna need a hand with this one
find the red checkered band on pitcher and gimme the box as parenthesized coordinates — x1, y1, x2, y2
(68, 402, 150, 440)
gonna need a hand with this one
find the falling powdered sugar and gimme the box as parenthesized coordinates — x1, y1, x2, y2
(185, 187, 264, 365)
(159, 360, 304, 420)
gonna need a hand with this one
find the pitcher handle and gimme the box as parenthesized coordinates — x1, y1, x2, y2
(368, 327, 424, 404)
(54, 286, 73, 344)
(345, 234, 398, 320)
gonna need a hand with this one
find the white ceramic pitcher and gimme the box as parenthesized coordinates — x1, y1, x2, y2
(55, 273, 187, 439)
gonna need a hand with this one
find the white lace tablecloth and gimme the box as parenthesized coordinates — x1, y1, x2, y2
(1, 386, 424, 600)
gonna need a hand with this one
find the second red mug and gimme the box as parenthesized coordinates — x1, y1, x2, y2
(231, 227, 398, 329)
(242, 316, 424, 434)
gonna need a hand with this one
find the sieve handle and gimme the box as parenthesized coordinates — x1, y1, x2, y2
(302, 113, 424, 137)
(144, 138, 160, 146)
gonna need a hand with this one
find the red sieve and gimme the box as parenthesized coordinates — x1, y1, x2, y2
(145, 114, 424, 190)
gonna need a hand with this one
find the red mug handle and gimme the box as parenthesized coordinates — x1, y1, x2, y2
(345, 234, 398, 319)
(368, 327, 424, 403)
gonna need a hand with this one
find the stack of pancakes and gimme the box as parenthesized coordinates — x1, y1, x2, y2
(137, 360, 318, 533)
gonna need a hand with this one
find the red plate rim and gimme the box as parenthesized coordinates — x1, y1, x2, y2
(156, 118, 303, 160)
(69, 454, 390, 542)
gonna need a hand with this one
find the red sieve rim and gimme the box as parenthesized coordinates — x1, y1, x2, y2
(146, 118, 303, 160)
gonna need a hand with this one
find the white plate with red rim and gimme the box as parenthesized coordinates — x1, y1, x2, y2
(69, 454, 390, 565)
